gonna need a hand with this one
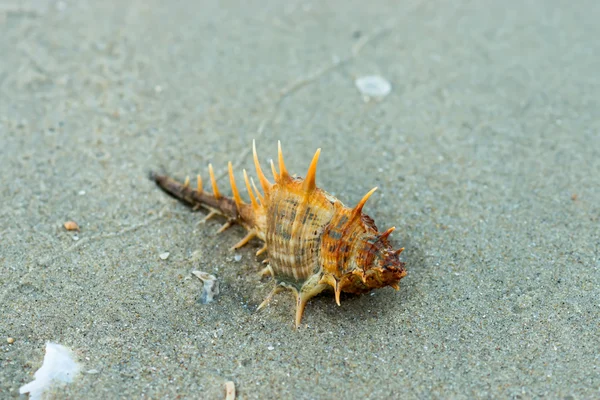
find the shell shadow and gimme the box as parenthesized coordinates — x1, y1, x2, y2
(308, 234, 426, 328)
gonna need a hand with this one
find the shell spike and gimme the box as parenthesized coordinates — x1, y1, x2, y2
(319, 274, 341, 306)
(256, 243, 268, 256)
(252, 140, 272, 193)
(352, 187, 377, 218)
(379, 226, 396, 241)
(217, 221, 233, 233)
(295, 290, 308, 328)
(256, 285, 284, 311)
(242, 169, 258, 208)
(230, 230, 257, 251)
(302, 148, 321, 193)
(394, 247, 405, 256)
(270, 159, 279, 181)
(208, 164, 221, 199)
(277, 140, 289, 180)
(183, 176, 190, 188)
(250, 177, 264, 205)
(334, 282, 342, 306)
(228, 161, 244, 210)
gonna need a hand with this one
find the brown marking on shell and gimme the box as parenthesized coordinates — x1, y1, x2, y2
(151, 141, 407, 328)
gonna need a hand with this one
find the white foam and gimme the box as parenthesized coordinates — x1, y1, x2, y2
(19, 342, 81, 400)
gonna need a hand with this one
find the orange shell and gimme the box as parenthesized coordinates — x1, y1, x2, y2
(152, 141, 407, 327)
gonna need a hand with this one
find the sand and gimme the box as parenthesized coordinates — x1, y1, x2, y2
(1, 0, 599, 398)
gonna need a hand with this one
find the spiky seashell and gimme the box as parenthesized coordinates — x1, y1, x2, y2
(151, 141, 407, 327)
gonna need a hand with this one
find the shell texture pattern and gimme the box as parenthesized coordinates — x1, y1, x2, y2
(152, 141, 407, 327)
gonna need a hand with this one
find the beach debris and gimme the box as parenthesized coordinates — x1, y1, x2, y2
(355, 75, 391, 100)
(7, 337, 15, 344)
(86, 369, 100, 374)
(63, 221, 79, 231)
(224, 381, 235, 400)
(234, 254, 242, 262)
(192, 270, 219, 304)
(159, 252, 170, 260)
(19, 342, 81, 400)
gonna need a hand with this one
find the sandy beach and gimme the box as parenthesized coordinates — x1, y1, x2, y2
(1, 0, 599, 398)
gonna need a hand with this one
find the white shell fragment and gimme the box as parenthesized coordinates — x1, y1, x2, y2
(225, 381, 236, 400)
(19, 342, 81, 400)
(355, 75, 391, 100)
(159, 252, 170, 260)
(192, 270, 219, 304)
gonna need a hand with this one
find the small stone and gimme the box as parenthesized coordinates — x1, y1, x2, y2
(234, 254, 242, 262)
(78, 190, 86, 196)
(86, 369, 99, 374)
(7, 337, 15, 344)
(224, 381, 235, 400)
(159, 252, 170, 260)
(267, 345, 274, 351)
(63, 221, 80, 231)
(72, 235, 79, 241)
(355, 75, 391, 100)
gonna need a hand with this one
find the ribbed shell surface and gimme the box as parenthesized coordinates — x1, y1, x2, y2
(265, 181, 337, 285)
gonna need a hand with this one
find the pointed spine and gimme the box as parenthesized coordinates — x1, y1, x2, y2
(208, 163, 221, 199)
(351, 187, 377, 219)
(379, 226, 396, 241)
(270, 159, 279, 181)
(243, 169, 258, 208)
(228, 162, 244, 211)
(302, 148, 321, 193)
(251, 177, 264, 205)
(277, 140, 289, 180)
(252, 140, 272, 194)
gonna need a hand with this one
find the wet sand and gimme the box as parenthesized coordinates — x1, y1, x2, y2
(1, 1, 599, 398)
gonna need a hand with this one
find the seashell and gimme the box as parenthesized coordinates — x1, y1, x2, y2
(151, 141, 406, 327)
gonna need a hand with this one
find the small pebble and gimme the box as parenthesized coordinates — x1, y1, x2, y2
(159, 252, 170, 260)
(86, 369, 99, 374)
(234, 254, 242, 262)
(225, 381, 236, 400)
(267, 345, 274, 351)
(7, 337, 15, 344)
(72, 235, 79, 241)
(63, 221, 79, 231)
(78, 190, 86, 196)
(355, 75, 391, 100)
